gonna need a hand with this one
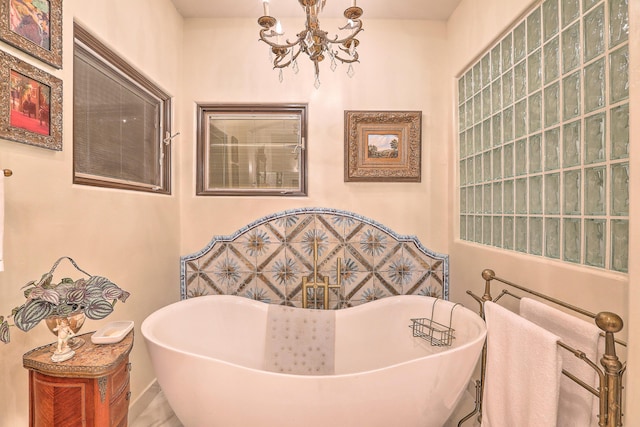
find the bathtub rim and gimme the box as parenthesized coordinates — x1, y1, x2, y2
(141, 294, 486, 379)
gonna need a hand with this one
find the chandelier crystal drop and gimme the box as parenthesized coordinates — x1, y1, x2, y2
(258, 0, 363, 87)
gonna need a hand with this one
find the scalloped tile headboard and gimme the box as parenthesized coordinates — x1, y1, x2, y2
(180, 208, 448, 308)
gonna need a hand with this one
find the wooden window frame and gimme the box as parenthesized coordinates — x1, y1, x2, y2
(73, 23, 172, 194)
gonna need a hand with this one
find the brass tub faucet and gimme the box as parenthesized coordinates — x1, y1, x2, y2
(302, 238, 341, 309)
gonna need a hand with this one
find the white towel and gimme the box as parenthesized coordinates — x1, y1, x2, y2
(264, 304, 335, 375)
(0, 175, 4, 272)
(482, 301, 562, 427)
(520, 297, 602, 427)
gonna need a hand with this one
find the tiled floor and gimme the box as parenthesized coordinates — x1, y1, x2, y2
(129, 385, 479, 427)
(130, 385, 182, 427)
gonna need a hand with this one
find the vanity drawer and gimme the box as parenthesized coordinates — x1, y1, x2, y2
(110, 382, 131, 426)
(111, 359, 131, 399)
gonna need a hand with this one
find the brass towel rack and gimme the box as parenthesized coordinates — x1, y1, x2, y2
(459, 269, 626, 427)
(2, 169, 12, 177)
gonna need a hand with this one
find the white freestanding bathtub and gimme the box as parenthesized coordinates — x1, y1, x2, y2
(142, 295, 486, 427)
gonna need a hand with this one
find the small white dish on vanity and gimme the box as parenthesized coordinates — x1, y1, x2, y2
(91, 320, 134, 344)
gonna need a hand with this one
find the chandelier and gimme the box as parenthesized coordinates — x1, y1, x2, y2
(258, 0, 364, 88)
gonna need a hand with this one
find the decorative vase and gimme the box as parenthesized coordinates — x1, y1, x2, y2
(45, 311, 86, 351)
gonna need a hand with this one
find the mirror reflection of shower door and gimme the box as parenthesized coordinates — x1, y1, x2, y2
(208, 126, 225, 188)
(256, 144, 267, 187)
(230, 136, 239, 188)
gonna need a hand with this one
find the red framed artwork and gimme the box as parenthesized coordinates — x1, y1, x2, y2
(1, 48, 62, 150)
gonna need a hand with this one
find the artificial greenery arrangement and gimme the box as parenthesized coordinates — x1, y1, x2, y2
(0, 257, 130, 344)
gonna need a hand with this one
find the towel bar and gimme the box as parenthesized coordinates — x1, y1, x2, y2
(459, 269, 626, 427)
(496, 288, 627, 348)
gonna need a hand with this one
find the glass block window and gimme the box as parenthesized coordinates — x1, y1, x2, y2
(458, 0, 629, 272)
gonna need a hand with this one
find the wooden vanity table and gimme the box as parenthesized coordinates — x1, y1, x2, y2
(23, 331, 134, 427)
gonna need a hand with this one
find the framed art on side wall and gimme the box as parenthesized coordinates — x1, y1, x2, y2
(0, 0, 62, 68)
(344, 110, 422, 182)
(0, 48, 62, 150)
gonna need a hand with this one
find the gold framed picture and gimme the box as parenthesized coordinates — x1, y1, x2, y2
(0, 48, 62, 150)
(344, 110, 422, 182)
(0, 0, 63, 68)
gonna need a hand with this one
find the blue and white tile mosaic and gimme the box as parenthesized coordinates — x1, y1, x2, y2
(181, 208, 449, 308)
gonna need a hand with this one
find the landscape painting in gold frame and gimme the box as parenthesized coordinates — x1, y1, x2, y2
(0, 0, 62, 68)
(344, 110, 421, 182)
(0, 48, 62, 150)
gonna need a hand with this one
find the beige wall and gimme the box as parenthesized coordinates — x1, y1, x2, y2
(178, 18, 451, 256)
(0, 0, 183, 424)
(447, 0, 637, 425)
(1, 0, 636, 425)
(625, 0, 639, 421)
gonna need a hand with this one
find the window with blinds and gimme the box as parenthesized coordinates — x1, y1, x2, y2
(196, 104, 308, 196)
(73, 23, 172, 194)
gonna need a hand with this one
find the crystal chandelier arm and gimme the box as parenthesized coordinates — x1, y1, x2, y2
(329, 21, 362, 65)
(330, 20, 363, 45)
(338, 19, 361, 31)
(332, 48, 359, 64)
(272, 44, 305, 69)
(259, 28, 302, 50)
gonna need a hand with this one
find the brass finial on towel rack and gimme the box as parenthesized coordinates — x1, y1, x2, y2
(2, 169, 12, 177)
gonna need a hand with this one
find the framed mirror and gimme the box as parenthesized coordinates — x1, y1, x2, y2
(196, 104, 308, 196)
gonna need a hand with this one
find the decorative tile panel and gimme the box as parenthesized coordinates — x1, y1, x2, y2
(181, 208, 449, 308)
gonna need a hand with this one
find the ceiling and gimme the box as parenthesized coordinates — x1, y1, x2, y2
(170, 0, 463, 21)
